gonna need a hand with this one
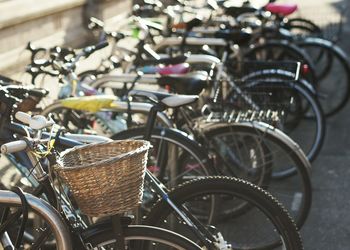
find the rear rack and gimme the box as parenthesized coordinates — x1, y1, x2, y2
(206, 109, 283, 124)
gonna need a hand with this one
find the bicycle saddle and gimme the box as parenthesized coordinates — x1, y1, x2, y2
(225, 6, 257, 18)
(60, 95, 116, 112)
(157, 63, 190, 75)
(185, 17, 203, 31)
(265, 3, 298, 16)
(129, 89, 198, 108)
(140, 63, 190, 75)
(215, 28, 252, 45)
(157, 71, 208, 95)
(138, 55, 188, 66)
(172, 17, 203, 31)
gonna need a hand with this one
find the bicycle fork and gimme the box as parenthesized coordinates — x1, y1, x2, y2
(145, 170, 219, 249)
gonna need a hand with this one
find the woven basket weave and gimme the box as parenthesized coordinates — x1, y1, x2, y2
(55, 140, 150, 217)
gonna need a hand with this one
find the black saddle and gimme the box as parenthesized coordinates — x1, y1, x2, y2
(215, 28, 252, 45)
(157, 71, 208, 95)
(138, 55, 188, 66)
(225, 6, 257, 18)
(185, 17, 203, 31)
(129, 89, 198, 108)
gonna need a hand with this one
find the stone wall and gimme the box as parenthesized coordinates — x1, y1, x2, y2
(0, 0, 131, 76)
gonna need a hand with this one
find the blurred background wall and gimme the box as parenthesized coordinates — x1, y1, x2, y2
(0, 0, 131, 75)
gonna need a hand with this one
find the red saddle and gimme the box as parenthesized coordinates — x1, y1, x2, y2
(265, 3, 298, 16)
(157, 63, 190, 75)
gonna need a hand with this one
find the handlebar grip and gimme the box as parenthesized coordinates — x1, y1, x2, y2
(1, 140, 27, 154)
(15, 111, 31, 125)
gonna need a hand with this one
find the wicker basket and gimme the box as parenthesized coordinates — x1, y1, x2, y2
(55, 140, 151, 217)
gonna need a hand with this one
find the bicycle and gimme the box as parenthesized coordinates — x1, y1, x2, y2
(20, 45, 314, 222)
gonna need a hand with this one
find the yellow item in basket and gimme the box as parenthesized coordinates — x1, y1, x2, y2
(61, 95, 117, 112)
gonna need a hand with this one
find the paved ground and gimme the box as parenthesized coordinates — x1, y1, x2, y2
(291, 0, 350, 248)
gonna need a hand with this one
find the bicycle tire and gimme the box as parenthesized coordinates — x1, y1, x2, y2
(285, 18, 323, 38)
(145, 176, 303, 250)
(198, 121, 312, 227)
(83, 224, 201, 249)
(244, 40, 317, 84)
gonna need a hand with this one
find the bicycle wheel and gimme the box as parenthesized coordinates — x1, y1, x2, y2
(111, 127, 216, 188)
(297, 37, 350, 116)
(83, 225, 201, 249)
(284, 17, 323, 38)
(226, 75, 325, 163)
(0, 190, 75, 250)
(244, 40, 317, 84)
(145, 176, 303, 250)
(198, 121, 312, 226)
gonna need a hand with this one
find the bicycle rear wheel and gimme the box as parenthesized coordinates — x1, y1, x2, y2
(244, 40, 317, 84)
(198, 121, 312, 227)
(226, 76, 325, 163)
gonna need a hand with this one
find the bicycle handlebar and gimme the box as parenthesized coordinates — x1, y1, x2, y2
(26, 40, 109, 80)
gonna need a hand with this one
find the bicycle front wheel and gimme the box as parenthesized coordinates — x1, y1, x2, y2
(145, 176, 303, 250)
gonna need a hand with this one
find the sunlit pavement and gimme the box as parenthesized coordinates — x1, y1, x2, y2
(292, 0, 350, 248)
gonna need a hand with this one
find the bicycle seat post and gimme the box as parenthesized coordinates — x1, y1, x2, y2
(143, 104, 166, 141)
